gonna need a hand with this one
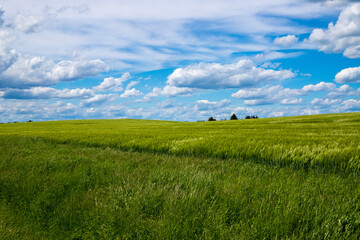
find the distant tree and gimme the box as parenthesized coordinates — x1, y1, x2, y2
(245, 115, 259, 119)
(208, 117, 216, 121)
(230, 114, 238, 120)
(27, 120, 33, 122)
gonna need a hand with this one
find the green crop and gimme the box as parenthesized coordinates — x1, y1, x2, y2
(1, 113, 360, 239)
(1, 112, 359, 172)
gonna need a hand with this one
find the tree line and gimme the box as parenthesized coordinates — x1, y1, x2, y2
(207, 114, 258, 121)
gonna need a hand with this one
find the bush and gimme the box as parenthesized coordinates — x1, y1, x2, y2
(208, 117, 216, 121)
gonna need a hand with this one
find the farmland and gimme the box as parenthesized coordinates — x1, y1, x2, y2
(1, 113, 360, 239)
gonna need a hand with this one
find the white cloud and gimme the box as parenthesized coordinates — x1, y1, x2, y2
(326, 84, 360, 98)
(309, 3, 360, 58)
(232, 85, 303, 105)
(0, 7, 4, 26)
(244, 99, 276, 106)
(120, 88, 142, 98)
(55, 102, 77, 115)
(253, 51, 304, 63)
(335, 66, 360, 83)
(157, 99, 176, 108)
(0, 56, 109, 88)
(2, 87, 94, 99)
(301, 81, 336, 92)
(261, 62, 281, 69)
(232, 85, 283, 99)
(301, 108, 320, 115)
(311, 98, 342, 106)
(80, 94, 114, 107)
(126, 80, 139, 90)
(274, 35, 299, 46)
(160, 86, 195, 97)
(281, 98, 303, 105)
(94, 73, 131, 92)
(13, 15, 42, 33)
(50, 59, 108, 82)
(232, 82, 339, 106)
(341, 99, 360, 111)
(195, 99, 231, 111)
(167, 59, 295, 89)
(140, 86, 196, 100)
(0, 31, 18, 74)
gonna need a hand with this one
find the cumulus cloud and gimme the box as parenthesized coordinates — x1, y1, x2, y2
(0, 57, 109, 88)
(0, 31, 18, 74)
(232, 85, 303, 104)
(120, 88, 142, 98)
(55, 102, 77, 115)
(157, 99, 176, 108)
(94, 73, 131, 92)
(167, 59, 295, 89)
(301, 108, 320, 115)
(274, 35, 299, 46)
(0, 7, 4, 26)
(126, 80, 139, 90)
(137, 85, 197, 102)
(195, 99, 231, 111)
(341, 99, 360, 111)
(327, 84, 360, 98)
(232, 82, 338, 106)
(253, 51, 304, 63)
(243, 99, 276, 106)
(309, 3, 360, 58)
(2, 87, 94, 99)
(301, 82, 336, 92)
(311, 98, 342, 106)
(80, 94, 114, 107)
(13, 15, 42, 33)
(261, 62, 281, 69)
(281, 98, 303, 105)
(335, 66, 360, 83)
(160, 86, 196, 97)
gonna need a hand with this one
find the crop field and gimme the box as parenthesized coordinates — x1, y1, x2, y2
(1, 112, 359, 171)
(1, 112, 360, 239)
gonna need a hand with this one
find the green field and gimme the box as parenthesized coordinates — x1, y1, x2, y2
(1, 113, 360, 239)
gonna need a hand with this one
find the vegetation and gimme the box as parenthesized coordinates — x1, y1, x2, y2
(245, 115, 258, 119)
(0, 113, 358, 172)
(230, 114, 238, 120)
(208, 117, 216, 121)
(0, 113, 360, 238)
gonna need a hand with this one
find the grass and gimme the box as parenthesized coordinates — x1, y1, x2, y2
(1, 112, 359, 171)
(0, 113, 360, 239)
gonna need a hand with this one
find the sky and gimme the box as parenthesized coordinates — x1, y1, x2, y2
(0, 0, 359, 122)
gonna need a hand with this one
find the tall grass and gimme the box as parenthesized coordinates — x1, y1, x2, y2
(1, 113, 359, 171)
(1, 135, 360, 239)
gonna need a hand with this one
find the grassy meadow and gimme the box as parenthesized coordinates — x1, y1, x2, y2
(1, 112, 360, 239)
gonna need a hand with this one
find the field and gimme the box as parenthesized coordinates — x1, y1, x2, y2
(0, 113, 360, 239)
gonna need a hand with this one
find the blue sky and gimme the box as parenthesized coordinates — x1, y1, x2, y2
(0, 0, 359, 122)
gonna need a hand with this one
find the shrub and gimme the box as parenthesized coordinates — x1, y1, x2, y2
(208, 117, 216, 121)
